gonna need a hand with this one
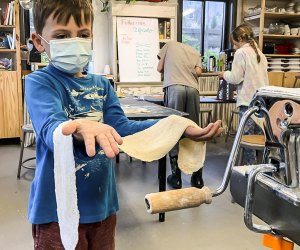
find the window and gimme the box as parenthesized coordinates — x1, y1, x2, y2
(182, 1, 202, 52)
(181, 0, 235, 63)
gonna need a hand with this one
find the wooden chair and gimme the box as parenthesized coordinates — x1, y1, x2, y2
(236, 134, 266, 166)
(236, 115, 266, 166)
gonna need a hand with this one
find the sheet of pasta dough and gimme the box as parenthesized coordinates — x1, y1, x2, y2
(118, 115, 206, 174)
(53, 123, 79, 250)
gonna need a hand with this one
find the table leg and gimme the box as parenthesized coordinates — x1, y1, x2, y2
(158, 155, 166, 222)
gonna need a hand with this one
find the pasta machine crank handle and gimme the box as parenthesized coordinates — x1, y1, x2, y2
(212, 106, 259, 197)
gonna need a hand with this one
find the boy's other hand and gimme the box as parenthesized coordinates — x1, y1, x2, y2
(62, 119, 123, 158)
(183, 120, 223, 141)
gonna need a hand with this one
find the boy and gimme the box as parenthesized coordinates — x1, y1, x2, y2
(27, 0, 222, 249)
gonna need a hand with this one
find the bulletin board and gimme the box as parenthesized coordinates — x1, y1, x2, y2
(117, 17, 161, 82)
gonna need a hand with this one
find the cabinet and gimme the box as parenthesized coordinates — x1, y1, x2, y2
(108, 0, 177, 85)
(268, 71, 299, 87)
(267, 71, 283, 86)
(0, 0, 22, 138)
(242, 0, 300, 58)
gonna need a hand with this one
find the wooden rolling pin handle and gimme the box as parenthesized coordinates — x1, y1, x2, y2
(145, 186, 212, 214)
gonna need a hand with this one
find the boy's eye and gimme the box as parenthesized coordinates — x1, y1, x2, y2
(52, 33, 91, 40)
(55, 34, 69, 39)
(79, 33, 91, 38)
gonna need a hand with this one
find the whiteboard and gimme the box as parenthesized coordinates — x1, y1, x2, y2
(117, 17, 161, 82)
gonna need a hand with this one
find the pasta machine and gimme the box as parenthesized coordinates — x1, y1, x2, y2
(144, 86, 300, 245)
(214, 86, 300, 245)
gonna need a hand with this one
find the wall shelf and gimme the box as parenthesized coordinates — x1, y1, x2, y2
(0, 49, 17, 53)
(265, 54, 300, 58)
(244, 12, 300, 21)
(0, 24, 16, 29)
(0, 0, 23, 139)
(242, 0, 300, 88)
(264, 12, 300, 19)
(263, 34, 300, 40)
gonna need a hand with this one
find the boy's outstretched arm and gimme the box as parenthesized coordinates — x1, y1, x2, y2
(183, 120, 223, 141)
(61, 119, 123, 158)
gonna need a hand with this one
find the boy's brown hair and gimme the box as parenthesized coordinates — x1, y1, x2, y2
(33, 0, 94, 34)
(231, 23, 261, 63)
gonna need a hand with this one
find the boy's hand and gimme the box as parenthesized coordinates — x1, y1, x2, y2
(62, 119, 123, 158)
(183, 120, 223, 141)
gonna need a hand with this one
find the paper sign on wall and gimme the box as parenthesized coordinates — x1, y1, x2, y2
(117, 17, 161, 82)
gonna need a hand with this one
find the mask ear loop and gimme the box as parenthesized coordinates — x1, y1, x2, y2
(38, 34, 51, 61)
(38, 34, 49, 43)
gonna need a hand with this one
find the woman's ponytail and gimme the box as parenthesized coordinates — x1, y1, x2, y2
(248, 38, 261, 63)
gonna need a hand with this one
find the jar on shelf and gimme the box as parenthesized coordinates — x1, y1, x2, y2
(284, 25, 290, 35)
(295, 2, 300, 13)
(269, 23, 285, 35)
(263, 42, 275, 54)
(159, 22, 164, 39)
(0, 8, 4, 25)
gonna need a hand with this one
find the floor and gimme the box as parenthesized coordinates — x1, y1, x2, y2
(0, 136, 299, 250)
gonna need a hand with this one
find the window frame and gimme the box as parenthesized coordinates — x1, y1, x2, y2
(178, 0, 237, 54)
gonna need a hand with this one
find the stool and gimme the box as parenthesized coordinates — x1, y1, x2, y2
(225, 108, 239, 142)
(17, 124, 36, 179)
(236, 134, 265, 166)
(199, 107, 212, 127)
(293, 75, 300, 88)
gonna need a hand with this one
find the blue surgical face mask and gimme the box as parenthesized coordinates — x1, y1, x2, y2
(39, 36, 92, 74)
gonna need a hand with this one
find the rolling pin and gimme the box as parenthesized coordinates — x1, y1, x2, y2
(144, 186, 212, 214)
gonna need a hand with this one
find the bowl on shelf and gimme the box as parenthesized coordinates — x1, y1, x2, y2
(269, 23, 285, 35)
(295, 3, 300, 13)
(291, 28, 298, 36)
(266, 6, 277, 12)
(264, 28, 269, 34)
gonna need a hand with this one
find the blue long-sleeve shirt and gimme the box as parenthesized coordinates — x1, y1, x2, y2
(25, 65, 157, 224)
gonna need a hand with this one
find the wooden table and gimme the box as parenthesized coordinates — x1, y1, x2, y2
(119, 97, 188, 222)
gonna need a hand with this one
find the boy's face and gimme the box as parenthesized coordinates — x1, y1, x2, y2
(32, 13, 92, 57)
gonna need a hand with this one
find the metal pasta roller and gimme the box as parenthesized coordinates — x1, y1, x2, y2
(213, 86, 300, 245)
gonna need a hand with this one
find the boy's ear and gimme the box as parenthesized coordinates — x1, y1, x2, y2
(31, 32, 45, 53)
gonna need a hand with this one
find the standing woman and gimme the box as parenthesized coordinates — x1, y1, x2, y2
(218, 24, 269, 165)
